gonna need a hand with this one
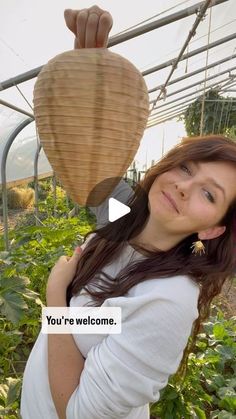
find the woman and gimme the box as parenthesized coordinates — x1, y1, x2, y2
(20, 6, 236, 419)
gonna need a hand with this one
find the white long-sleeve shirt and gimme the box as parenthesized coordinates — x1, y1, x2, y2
(20, 179, 200, 419)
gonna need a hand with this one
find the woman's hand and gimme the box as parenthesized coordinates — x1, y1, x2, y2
(47, 249, 85, 418)
(64, 5, 113, 49)
(46, 247, 82, 300)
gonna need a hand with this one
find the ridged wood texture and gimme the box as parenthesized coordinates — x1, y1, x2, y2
(33, 49, 149, 206)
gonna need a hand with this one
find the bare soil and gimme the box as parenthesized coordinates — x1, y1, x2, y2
(0, 208, 34, 233)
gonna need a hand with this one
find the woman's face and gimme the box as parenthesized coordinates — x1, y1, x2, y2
(148, 160, 236, 239)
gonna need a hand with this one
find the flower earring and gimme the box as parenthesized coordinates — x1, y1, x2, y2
(191, 240, 205, 256)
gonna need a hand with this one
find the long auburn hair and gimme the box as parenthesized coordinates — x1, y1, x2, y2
(67, 135, 236, 377)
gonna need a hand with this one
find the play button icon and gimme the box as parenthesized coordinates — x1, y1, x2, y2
(82, 176, 147, 244)
(108, 198, 131, 222)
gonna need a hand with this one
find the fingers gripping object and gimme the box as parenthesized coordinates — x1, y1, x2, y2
(33, 49, 149, 207)
(64, 6, 113, 48)
(75, 247, 82, 255)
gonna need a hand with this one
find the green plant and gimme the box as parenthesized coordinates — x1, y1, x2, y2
(0, 377, 22, 418)
(182, 89, 236, 137)
(0, 211, 95, 417)
(150, 308, 236, 418)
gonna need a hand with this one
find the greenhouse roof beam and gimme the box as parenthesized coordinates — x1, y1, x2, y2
(0, 99, 34, 118)
(148, 81, 236, 126)
(143, 32, 236, 77)
(220, 79, 236, 92)
(152, 0, 216, 105)
(108, 0, 228, 46)
(148, 53, 236, 94)
(148, 111, 187, 127)
(150, 64, 236, 105)
(148, 98, 194, 122)
(149, 75, 236, 110)
(154, 94, 236, 126)
(147, 108, 188, 128)
(214, 76, 236, 92)
(0, 0, 229, 91)
(148, 95, 236, 124)
(149, 100, 195, 122)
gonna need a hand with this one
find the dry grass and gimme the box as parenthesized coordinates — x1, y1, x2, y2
(7, 187, 35, 209)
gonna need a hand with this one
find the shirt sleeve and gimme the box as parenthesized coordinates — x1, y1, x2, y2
(88, 178, 134, 228)
(66, 276, 200, 419)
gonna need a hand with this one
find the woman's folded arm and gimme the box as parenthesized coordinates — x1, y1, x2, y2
(66, 275, 199, 419)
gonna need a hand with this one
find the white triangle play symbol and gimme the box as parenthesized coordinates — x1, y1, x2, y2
(108, 198, 131, 222)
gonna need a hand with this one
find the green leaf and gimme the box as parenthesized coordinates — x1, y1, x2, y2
(0, 378, 21, 407)
(215, 344, 234, 361)
(193, 406, 207, 419)
(206, 374, 225, 391)
(218, 387, 236, 399)
(164, 413, 175, 419)
(218, 396, 236, 413)
(6, 377, 21, 406)
(210, 410, 236, 419)
(0, 290, 27, 323)
(0, 251, 10, 260)
(163, 386, 179, 400)
(183, 89, 236, 136)
(0, 275, 30, 292)
(225, 377, 236, 388)
(213, 323, 227, 340)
